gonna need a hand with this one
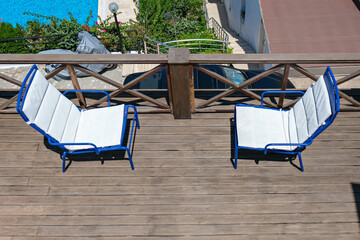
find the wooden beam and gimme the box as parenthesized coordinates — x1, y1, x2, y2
(168, 48, 192, 119)
(73, 65, 169, 109)
(338, 91, 360, 107)
(189, 53, 360, 64)
(166, 65, 174, 114)
(278, 64, 290, 108)
(194, 65, 237, 88)
(237, 64, 285, 89)
(196, 88, 236, 109)
(44, 65, 66, 80)
(0, 94, 18, 110)
(195, 65, 283, 109)
(0, 73, 22, 87)
(2, 53, 360, 64)
(0, 54, 169, 64)
(66, 65, 86, 109)
(290, 64, 318, 80)
(189, 65, 195, 113)
(336, 69, 360, 85)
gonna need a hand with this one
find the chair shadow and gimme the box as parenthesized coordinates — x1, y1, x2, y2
(229, 117, 300, 170)
(351, 183, 360, 232)
(43, 118, 138, 170)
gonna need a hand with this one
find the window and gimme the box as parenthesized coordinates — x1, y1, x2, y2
(240, 0, 246, 24)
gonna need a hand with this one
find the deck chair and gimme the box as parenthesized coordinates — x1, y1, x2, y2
(17, 65, 140, 172)
(234, 67, 339, 171)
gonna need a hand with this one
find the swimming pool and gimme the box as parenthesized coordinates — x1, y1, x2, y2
(0, 0, 98, 26)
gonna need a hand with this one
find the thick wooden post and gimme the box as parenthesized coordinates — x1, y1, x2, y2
(168, 48, 192, 119)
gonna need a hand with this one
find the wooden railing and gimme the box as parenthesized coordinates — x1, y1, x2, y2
(0, 49, 360, 118)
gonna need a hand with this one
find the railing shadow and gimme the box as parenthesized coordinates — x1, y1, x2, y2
(351, 183, 360, 232)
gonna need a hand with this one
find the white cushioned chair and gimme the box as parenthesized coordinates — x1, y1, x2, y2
(17, 65, 140, 172)
(234, 67, 339, 171)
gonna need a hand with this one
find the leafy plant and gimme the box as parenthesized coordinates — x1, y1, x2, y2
(0, 22, 27, 53)
(134, 0, 207, 42)
(23, 11, 93, 51)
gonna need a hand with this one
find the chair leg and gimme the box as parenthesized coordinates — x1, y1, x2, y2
(62, 152, 67, 173)
(298, 152, 304, 172)
(126, 148, 135, 170)
(234, 148, 238, 169)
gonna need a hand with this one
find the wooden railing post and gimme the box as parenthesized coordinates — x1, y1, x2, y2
(167, 48, 192, 119)
(67, 65, 86, 109)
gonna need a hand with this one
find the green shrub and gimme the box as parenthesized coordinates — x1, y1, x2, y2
(23, 11, 92, 52)
(134, 0, 207, 42)
(0, 22, 27, 53)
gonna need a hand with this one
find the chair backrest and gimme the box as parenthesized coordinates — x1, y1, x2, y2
(17, 65, 81, 145)
(288, 67, 339, 145)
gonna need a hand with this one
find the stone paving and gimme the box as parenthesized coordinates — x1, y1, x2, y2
(0, 64, 125, 90)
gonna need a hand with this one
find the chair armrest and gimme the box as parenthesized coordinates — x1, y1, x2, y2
(48, 138, 100, 154)
(264, 139, 313, 154)
(63, 90, 111, 107)
(261, 90, 304, 107)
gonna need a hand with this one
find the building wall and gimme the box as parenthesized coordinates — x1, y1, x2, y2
(98, 0, 137, 23)
(224, 0, 269, 54)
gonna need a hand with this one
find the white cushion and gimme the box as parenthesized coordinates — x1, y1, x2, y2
(291, 99, 308, 143)
(61, 104, 81, 145)
(33, 84, 61, 133)
(47, 94, 74, 142)
(21, 68, 127, 152)
(235, 106, 294, 150)
(67, 104, 125, 151)
(22, 71, 49, 123)
(302, 86, 318, 137)
(313, 75, 332, 125)
(235, 73, 333, 151)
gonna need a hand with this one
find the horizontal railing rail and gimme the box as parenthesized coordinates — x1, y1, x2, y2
(164, 39, 229, 53)
(0, 51, 359, 118)
(144, 36, 172, 54)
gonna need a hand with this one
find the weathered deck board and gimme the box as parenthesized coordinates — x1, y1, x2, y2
(0, 111, 359, 239)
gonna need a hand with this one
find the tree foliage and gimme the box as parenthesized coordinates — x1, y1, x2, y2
(135, 0, 209, 41)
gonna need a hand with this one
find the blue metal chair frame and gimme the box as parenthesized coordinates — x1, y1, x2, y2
(17, 65, 140, 172)
(234, 67, 340, 171)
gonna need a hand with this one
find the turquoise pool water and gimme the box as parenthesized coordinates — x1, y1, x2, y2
(0, 0, 98, 26)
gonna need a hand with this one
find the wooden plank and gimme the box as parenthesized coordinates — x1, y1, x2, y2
(35, 222, 359, 236)
(10, 212, 358, 225)
(0, 111, 359, 239)
(1, 53, 360, 65)
(0, 54, 169, 64)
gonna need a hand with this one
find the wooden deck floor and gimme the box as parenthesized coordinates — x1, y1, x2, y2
(0, 111, 359, 239)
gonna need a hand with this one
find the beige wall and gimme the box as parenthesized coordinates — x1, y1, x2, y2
(98, 0, 137, 23)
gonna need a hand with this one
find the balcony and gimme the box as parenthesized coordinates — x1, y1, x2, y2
(0, 51, 359, 238)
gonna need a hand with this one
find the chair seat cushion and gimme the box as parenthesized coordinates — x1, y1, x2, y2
(65, 104, 125, 151)
(235, 105, 296, 151)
